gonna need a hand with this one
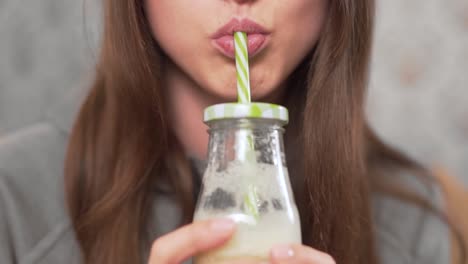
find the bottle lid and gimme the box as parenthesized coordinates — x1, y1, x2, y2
(204, 103, 289, 123)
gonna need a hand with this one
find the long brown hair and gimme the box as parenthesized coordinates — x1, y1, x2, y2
(65, 0, 445, 263)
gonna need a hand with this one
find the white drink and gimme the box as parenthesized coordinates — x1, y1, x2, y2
(194, 162, 301, 264)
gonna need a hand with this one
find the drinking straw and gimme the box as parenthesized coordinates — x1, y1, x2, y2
(234, 32, 251, 103)
(234, 31, 259, 220)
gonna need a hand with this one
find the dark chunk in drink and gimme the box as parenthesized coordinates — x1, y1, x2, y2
(204, 188, 236, 210)
(272, 198, 283, 210)
(259, 200, 269, 213)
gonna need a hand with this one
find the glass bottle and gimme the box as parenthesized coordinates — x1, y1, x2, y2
(193, 103, 301, 264)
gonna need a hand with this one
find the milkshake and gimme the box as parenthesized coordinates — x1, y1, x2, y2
(194, 161, 301, 264)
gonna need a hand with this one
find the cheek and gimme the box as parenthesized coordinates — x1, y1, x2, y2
(250, 1, 328, 95)
(145, 1, 196, 56)
(145, 0, 230, 95)
(277, 0, 328, 68)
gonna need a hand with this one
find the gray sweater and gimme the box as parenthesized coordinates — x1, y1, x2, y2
(0, 90, 450, 264)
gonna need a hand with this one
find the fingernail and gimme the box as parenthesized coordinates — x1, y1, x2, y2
(210, 219, 235, 233)
(272, 245, 295, 260)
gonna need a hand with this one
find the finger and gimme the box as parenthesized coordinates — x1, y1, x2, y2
(270, 244, 335, 264)
(149, 218, 235, 264)
(221, 259, 268, 264)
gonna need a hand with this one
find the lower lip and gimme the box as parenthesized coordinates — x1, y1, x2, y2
(212, 34, 269, 59)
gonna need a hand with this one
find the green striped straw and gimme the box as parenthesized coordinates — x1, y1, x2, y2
(234, 32, 251, 103)
(234, 32, 260, 220)
(234, 31, 252, 162)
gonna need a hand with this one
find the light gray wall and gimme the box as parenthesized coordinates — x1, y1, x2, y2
(1, 0, 467, 185)
(368, 0, 468, 185)
(0, 0, 100, 135)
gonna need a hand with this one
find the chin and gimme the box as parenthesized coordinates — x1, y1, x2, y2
(212, 88, 278, 102)
(204, 87, 238, 102)
(250, 83, 281, 101)
(201, 76, 281, 102)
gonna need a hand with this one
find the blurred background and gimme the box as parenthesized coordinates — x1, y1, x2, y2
(0, 0, 467, 260)
(4, 0, 467, 184)
(368, 0, 468, 187)
(4, 0, 468, 186)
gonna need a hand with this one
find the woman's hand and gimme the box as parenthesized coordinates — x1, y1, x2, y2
(270, 244, 335, 264)
(148, 219, 334, 264)
(148, 218, 235, 264)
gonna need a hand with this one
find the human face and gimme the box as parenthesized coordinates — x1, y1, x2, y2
(146, 0, 328, 100)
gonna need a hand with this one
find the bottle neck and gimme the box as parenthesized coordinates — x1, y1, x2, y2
(208, 117, 287, 130)
(206, 118, 287, 170)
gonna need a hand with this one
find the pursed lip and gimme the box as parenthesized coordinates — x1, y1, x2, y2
(211, 18, 271, 59)
(211, 18, 269, 39)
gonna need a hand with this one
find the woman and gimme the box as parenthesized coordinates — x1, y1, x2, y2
(0, 0, 452, 263)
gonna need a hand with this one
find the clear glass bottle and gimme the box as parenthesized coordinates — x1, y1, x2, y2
(193, 103, 301, 264)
